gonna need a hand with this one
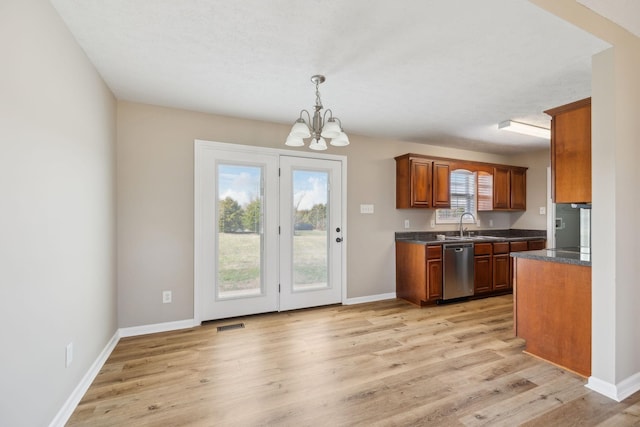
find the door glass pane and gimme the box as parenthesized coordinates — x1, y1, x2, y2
(217, 164, 263, 299)
(292, 169, 329, 291)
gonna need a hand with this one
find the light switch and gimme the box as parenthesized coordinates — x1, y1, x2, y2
(360, 204, 374, 214)
(539, 207, 546, 215)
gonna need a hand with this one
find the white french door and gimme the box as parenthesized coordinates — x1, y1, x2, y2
(196, 146, 279, 320)
(279, 156, 343, 311)
(194, 141, 344, 321)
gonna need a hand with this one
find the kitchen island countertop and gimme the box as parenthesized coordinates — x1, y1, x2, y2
(510, 248, 591, 267)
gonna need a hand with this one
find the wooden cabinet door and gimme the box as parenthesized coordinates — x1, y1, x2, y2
(493, 254, 510, 290)
(510, 168, 526, 210)
(432, 162, 450, 208)
(493, 167, 510, 209)
(410, 158, 432, 207)
(546, 99, 591, 203)
(395, 241, 427, 305)
(426, 259, 442, 301)
(509, 241, 528, 287)
(474, 256, 492, 294)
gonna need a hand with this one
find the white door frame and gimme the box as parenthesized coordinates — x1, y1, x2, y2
(194, 139, 348, 323)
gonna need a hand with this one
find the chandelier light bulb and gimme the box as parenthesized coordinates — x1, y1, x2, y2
(309, 138, 328, 151)
(285, 133, 305, 147)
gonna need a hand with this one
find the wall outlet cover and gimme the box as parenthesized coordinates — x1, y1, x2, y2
(162, 290, 172, 304)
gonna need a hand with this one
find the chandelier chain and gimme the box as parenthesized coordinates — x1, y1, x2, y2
(315, 81, 322, 109)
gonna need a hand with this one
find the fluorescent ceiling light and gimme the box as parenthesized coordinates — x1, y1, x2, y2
(498, 120, 550, 139)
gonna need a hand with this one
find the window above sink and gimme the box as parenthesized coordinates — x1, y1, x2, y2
(436, 169, 477, 224)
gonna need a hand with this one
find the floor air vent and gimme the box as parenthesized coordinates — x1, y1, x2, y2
(217, 323, 245, 332)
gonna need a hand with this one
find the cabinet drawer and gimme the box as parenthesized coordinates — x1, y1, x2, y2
(426, 245, 442, 259)
(528, 240, 546, 250)
(510, 241, 529, 252)
(493, 242, 509, 254)
(474, 242, 492, 256)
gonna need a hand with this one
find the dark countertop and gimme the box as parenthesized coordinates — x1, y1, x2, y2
(510, 248, 591, 267)
(395, 229, 547, 245)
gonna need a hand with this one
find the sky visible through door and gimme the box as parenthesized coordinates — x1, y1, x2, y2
(216, 164, 329, 299)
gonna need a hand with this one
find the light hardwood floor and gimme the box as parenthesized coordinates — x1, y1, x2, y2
(68, 295, 640, 426)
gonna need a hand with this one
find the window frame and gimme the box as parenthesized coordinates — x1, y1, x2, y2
(435, 169, 478, 224)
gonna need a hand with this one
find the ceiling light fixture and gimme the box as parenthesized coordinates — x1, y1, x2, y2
(285, 75, 349, 151)
(498, 120, 550, 139)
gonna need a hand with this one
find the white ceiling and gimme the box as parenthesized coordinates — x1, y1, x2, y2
(50, 0, 612, 154)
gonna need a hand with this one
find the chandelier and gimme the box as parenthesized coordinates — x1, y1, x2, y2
(285, 75, 350, 150)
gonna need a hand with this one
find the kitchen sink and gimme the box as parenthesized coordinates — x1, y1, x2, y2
(446, 235, 503, 241)
(469, 235, 503, 241)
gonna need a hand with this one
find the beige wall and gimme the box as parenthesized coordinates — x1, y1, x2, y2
(509, 149, 550, 230)
(531, 0, 640, 400)
(0, 0, 117, 425)
(117, 101, 547, 327)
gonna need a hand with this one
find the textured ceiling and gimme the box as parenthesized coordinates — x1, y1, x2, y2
(50, 0, 611, 153)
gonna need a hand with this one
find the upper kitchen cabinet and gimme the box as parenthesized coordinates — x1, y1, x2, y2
(545, 98, 591, 203)
(396, 154, 525, 210)
(491, 166, 527, 211)
(395, 154, 450, 208)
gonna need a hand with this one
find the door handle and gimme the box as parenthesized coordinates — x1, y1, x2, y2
(336, 237, 343, 243)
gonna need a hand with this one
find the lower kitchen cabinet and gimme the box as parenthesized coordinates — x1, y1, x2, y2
(528, 239, 546, 250)
(395, 241, 442, 305)
(474, 243, 492, 294)
(492, 242, 510, 291)
(514, 257, 591, 376)
(493, 254, 510, 290)
(397, 238, 547, 306)
(426, 248, 443, 301)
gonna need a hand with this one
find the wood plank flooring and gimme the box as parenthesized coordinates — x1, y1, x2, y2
(67, 296, 640, 426)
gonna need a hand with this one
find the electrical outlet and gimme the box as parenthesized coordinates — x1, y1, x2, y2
(404, 219, 410, 229)
(66, 342, 73, 368)
(539, 207, 546, 215)
(430, 220, 436, 228)
(477, 219, 481, 227)
(489, 219, 494, 227)
(162, 290, 172, 304)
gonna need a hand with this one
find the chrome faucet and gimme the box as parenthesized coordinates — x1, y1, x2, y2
(459, 212, 476, 237)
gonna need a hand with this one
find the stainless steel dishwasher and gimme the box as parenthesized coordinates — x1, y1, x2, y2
(442, 242, 474, 301)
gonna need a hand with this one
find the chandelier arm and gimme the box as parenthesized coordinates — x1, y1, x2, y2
(322, 108, 334, 123)
(298, 109, 312, 127)
(332, 116, 343, 130)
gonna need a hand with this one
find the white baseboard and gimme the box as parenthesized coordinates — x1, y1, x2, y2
(48, 331, 120, 427)
(50, 319, 200, 426)
(587, 372, 640, 402)
(344, 292, 396, 305)
(118, 318, 199, 338)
